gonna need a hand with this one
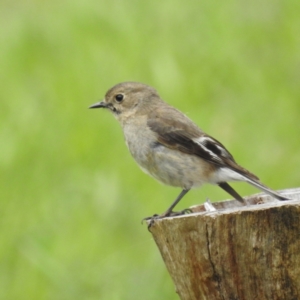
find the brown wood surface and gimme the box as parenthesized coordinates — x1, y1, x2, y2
(149, 188, 300, 300)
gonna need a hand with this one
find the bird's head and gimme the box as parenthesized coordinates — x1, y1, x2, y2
(89, 82, 161, 122)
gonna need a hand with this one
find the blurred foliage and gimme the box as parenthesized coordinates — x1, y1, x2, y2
(0, 0, 299, 299)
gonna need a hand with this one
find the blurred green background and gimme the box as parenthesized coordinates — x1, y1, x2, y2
(1, 0, 299, 299)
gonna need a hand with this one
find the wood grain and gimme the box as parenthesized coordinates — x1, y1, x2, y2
(149, 188, 300, 300)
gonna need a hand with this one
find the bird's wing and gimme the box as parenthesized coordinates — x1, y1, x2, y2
(147, 108, 259, 181)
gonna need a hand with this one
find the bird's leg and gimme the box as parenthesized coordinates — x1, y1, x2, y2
(218, 182, 246, 204)
(142, 189, 191, 229)
(161, 189, 191, 216)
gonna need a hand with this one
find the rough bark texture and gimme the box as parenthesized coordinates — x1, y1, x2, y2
(149, 188, 300, 300)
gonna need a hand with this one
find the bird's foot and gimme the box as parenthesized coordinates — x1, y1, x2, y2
(142, 208, 192, 231)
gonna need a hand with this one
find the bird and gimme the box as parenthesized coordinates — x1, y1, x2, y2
(89, 82, 289, 223)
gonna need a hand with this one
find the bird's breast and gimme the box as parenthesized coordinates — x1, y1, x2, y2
(123, 122, 155, 168)
(122, 122, 215, 189)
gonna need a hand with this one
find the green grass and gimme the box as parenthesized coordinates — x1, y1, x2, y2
(1, 0, 299, 299)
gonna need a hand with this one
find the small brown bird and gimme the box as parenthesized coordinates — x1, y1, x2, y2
(90, 82, 289, 222)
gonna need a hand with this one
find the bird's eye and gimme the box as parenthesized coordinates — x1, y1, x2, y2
(115, 94, 124, 102)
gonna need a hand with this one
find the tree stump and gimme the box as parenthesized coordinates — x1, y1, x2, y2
(149, 188, 300, 300)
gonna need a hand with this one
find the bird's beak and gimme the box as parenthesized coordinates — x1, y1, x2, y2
(89, 101, 108, 109)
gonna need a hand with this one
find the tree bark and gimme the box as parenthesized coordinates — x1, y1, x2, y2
(149, 188, 300, 300)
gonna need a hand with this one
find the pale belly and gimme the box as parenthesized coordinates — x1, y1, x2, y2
(125, 132, 215, 189)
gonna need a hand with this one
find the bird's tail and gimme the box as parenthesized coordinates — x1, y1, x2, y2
(244, 177, 289, 201)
